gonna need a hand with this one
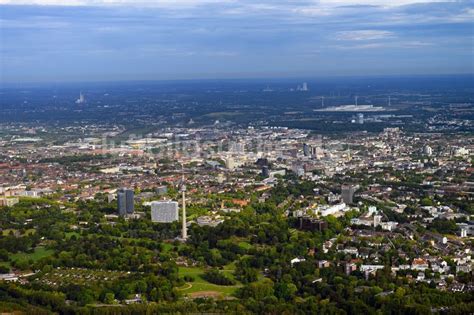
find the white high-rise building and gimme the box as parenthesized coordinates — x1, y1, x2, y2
(151, 201, 179, 223)
(423, 145, 433, 156)
(75, 91, 85, 104)
(226, 157, 235, 170)
(297, 82, 309, 91)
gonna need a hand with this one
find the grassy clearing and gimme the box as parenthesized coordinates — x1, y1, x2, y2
(65, 231, 81, 238)
(178, 266, 242, 297)
(1, 246, 54, 269)
(1, 228, 35, 236)
(1, 229, 18, 236)
(10, 247, 54, 263)
(238, 241, 253, 250)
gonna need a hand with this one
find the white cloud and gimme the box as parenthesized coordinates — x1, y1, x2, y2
(292, 6, 333, 16)
(336, 30, 395, 41)
(331, 40, 433, 50)
(319, 0, 455, 7)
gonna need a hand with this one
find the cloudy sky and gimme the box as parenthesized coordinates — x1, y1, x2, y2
(0, 0, 473, 82)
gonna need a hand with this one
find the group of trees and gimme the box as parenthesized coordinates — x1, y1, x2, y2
(203, 269, 236, 286)
(428, 218, 459, 234)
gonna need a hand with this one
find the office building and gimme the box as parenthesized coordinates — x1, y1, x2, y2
(256, 158, 269, 167)
(341, 184, 356, 204)
(151, 201, 179, 223)
(303, 143, 310, 156)
(117, 188, 134, 216)
(261, 166, 270, 178)
(423, 145, 433, 156)
(226, 157, 235, 170)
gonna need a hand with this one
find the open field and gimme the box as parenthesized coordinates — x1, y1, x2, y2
(11, 247, 54, 263)
(178, 266, 242, 298)
(1, 246, 54, 269)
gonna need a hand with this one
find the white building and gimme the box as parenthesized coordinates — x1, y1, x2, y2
(368, 206, 378, 216)
(318, 203, 347, 217)
(151, 201, 179, 223)
(423, 145, 433, 156)
(226, 157, 235, 170)
(381, 221, 398, 231)
(451, 146, 469, 157)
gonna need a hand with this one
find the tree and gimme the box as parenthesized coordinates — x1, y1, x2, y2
(238, 278, 275, 300)
(0, 249, 9, 261)
(203, 269, 236, 285)
(103, 292, 115, 304)
(275, 282, 297, 301)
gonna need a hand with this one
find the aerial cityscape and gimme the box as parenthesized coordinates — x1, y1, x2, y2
(0, 1, 473, 314)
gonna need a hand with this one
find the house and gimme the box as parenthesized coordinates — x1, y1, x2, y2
(291, 257, 306, 267)
(340, 247, 359, 256)
(412, 258, 429, 271)
(124, 294, 143, 304)
(317, 260, 331, 268)
(416, 272, 425, 281)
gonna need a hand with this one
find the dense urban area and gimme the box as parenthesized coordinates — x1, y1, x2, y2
(0, 77, 473, 314)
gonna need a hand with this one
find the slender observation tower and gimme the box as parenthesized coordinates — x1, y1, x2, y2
(180, 173, 187, 241)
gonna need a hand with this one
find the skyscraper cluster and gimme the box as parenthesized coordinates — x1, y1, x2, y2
(297, 82, 309, 91)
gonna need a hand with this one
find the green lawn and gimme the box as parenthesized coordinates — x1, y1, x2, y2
(2, 228, 36, 237)
(161, 242, 187, 253)
(1, 229, 18, 236)
(178, 266, 242, 297)
(1, 246, 54, 269)
(11, 247, 54, 263)
(65, 231, 81, 239)
(238, 241, 253, 250)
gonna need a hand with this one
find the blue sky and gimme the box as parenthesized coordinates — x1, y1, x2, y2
(0, 0, 473, 82)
